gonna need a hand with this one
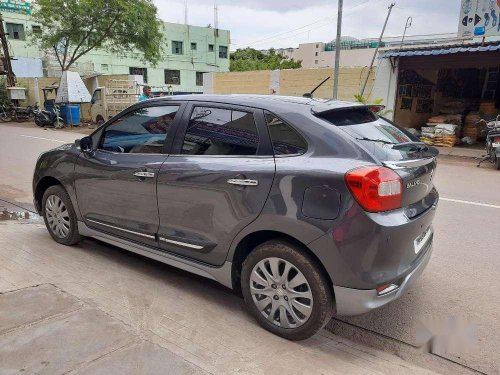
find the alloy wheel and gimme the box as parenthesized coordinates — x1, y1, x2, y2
(250, 257, 313, 329)
(45, 195, 71, 238)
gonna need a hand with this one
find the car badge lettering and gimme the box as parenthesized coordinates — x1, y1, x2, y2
(407, 179, 421, 188)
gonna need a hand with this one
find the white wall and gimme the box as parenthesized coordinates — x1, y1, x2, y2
(12, 57, 43, 78)
(291, 44, 377, 69)
(370, 58, 398, 120)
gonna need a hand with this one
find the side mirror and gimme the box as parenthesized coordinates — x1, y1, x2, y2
(77, 136, 93, 152)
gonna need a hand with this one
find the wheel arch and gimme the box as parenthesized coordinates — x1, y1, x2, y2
(34, 176, 63, 214)
(230, 230, 333, 294)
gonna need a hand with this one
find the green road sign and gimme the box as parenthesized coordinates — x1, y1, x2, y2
(0, 0, 31, 15)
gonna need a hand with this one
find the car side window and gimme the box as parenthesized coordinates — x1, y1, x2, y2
(181, 106, 259, 156)
(265, 112, 307, 155)
(99, 106, 179, 154)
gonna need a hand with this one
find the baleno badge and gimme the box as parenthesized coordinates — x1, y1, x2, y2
(407, 179, 421, 188)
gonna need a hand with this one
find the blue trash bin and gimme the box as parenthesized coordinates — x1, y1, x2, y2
(60, 104, 81, 125)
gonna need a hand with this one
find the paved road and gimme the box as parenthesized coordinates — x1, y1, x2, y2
(1, 122, 498, 374)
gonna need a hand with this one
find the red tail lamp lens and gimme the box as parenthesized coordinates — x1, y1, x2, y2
(345, 166, 402, 212)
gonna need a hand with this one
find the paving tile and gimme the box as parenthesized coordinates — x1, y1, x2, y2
(0, 284, 82, 334)
(0, 308, 136, 375)
(73, 341, 207, 375)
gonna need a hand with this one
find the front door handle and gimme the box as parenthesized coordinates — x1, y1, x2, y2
(227, 178, 259, 186)
(133, 171, 155, 178)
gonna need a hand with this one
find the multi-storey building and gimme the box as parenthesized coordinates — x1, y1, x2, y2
(262, 34, 463, 69)
(1, 9, 230, 93)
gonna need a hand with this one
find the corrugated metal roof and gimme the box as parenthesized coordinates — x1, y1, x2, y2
(380, 41, 500, 58)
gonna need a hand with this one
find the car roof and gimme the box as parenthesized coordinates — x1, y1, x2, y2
(145, 94, 363, 115)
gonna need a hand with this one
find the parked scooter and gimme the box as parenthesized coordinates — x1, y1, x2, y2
(12, 105, 36, 122)
(34, 104, 64, 128)
(477, 115, 500, 170)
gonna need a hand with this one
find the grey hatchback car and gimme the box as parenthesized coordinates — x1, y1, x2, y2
(33, 95, 438, 340)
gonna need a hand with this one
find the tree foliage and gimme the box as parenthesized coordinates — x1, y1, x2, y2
(230, 48, 301, 72)
(30, 0, 163, 71)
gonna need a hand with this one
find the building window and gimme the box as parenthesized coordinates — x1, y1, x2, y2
(208, 44, 214, 52)
(196, 72, 205, 86)
(315, 52, 318, 56)
(129, 67, 148, 83)
(172, 41, 183, 55)
(219, 46, 228, 59)
(315, 60, 318, 64)
(101, 64, 109, 72)
(316, 44, 319, 48)
(191, 42, 197, 50)
(31, 25, 42, 34)
(6, 23, 25, 40)
(165, 69, 181, 85)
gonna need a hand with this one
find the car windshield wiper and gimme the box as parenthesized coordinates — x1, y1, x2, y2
(355, 137, 396, 145)
(391, 141, 428, 152)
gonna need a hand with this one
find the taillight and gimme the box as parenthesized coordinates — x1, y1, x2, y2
(494, 136, 500, 143)
(345, 166, 402, 212)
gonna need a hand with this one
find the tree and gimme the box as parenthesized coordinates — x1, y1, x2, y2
(230, 48, 301, 72)
(30, 0, 164, 71)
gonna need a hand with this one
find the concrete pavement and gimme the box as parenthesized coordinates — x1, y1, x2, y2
(0, 223, 435, 375)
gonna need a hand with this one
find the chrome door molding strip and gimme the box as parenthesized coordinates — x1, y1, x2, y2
(159, 236, 204, 250)
(77, 221, 233, 289)
(86, 218, 155, 240)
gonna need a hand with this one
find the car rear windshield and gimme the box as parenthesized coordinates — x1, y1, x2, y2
(320, 107, 378, 126)
(316, 107, 433, 162)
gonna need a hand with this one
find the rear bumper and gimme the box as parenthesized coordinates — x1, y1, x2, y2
(333, 239, 433, 316)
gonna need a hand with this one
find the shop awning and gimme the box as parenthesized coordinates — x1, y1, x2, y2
(379, 41, 500, 58)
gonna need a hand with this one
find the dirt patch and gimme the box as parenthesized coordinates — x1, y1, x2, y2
(2, 121, 94, 135)
(0, 184, 26, 201)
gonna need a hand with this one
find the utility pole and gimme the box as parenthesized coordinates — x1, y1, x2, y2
(0, 14, 16, 87)
(360, 2, 395, 97)
(333, 0, 343, 100)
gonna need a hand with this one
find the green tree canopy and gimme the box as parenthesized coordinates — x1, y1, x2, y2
(230, 48, 301, 72)
(30, 0, 163, 71)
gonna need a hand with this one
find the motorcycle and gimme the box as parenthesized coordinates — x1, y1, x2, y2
(12, 105, 36, 122)
(477, 115, 500, 170)
(0, 104, 12, 122)
(34, 104, 64, 128)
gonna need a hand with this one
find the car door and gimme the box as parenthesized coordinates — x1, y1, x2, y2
(156, 102, 275, 265)
(74, 102, 183, 247)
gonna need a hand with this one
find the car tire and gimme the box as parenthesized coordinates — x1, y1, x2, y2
(42, 185, 83, 246)
(241, 240, 334, 340)
(96, 116, 105, 127)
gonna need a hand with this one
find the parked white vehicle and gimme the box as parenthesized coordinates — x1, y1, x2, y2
(90, 80, 141, 125)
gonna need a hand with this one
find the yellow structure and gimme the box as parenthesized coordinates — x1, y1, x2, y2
(205, 68, 375, 101)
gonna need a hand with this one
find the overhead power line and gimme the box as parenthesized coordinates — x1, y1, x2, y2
(235, 0, 383, 48)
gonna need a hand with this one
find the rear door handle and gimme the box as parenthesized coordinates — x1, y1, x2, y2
(227, 179, 259, 186)
(133, 171, 155, 178)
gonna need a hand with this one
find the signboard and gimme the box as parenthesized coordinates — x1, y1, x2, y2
(458, 0, 500, 38)
(0, 0, 31, 15)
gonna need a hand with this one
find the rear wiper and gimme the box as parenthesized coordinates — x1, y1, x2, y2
(391, 141, 428, 152)
(355, 137, 396, 145)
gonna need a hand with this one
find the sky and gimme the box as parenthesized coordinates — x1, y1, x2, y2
(153, 0, 462, 50)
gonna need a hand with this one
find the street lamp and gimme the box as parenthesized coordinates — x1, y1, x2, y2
(399, 16, 413, 51)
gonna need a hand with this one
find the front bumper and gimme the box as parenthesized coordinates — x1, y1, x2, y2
(333, 240, 433, 316)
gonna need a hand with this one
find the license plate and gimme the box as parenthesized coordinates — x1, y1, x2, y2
(414, 227, 432, 255)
